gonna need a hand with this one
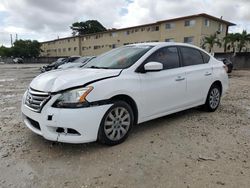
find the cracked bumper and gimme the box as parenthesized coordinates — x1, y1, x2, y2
(21, 92, 112, 144)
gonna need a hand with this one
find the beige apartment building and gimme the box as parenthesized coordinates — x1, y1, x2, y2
(40, 13, 235, 57)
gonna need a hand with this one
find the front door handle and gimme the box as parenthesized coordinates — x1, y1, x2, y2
(205, 72, 212, 76)
(175, 77, 185, 81)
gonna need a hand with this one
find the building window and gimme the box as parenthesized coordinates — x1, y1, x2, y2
(58, 48, 61, 52)
(146, 27, 151, 32)
(63, 48, 66, 52)
(135, 28, 138, 32)
(125, 31, 130, 35)
(110, 32, 117, 37)
(94, 45, 101, 50)
(68, 48, 71, 51)
(112, 44, 116, 48)
(68, 39, 70, 42)
(205, 19, 210, 27)
(151, 26, 159, 31)
(219, 24, 223, 32)
(73, 38, 76, 41)
(74, 47, 77, 51)
(141, 28, 145, 32)
(165, 38, 175, 42)
(184, 20, 196, 27)
(184, 36, 194, 44)
(165, 23, 175, 29)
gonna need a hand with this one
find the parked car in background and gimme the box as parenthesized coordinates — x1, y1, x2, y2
(58, 56, 96, 69)
(22, 42, 228, 146)
(41, 58, 67, 72)
(217, 57, 233, 73)
(13, 58, 23, 64)
(41, 56, 81, 72)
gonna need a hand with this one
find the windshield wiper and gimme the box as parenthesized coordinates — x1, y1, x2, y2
(89, 66, 109, 69)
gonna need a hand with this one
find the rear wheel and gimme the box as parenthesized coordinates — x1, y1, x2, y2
(203, 84, 221, 112)
(98, 101, 134, 146)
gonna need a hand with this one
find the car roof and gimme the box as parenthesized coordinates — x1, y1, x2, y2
(129, 42, 202, 49)
(127, 42, 211, 56)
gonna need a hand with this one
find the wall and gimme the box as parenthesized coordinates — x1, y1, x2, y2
(215, 52, 250, 69)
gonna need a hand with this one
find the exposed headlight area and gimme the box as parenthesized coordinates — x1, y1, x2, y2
(53, 86, 93, 108)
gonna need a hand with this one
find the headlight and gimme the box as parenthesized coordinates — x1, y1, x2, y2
(53, 86, 93, 108)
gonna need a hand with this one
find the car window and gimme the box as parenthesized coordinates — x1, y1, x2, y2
(145, 47, 180, 70)
(84, 46, 153, 69)
(200, 51, 210, 63)
(180, 47, 204, 66)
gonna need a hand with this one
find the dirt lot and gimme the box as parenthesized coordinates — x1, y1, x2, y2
(0, 64, 250, 188)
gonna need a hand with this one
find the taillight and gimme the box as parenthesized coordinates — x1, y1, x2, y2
(223, 65, 228, 73)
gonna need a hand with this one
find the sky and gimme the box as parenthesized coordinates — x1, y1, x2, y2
(0, 0, 250, 47)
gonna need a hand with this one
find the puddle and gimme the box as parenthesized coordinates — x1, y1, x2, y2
(0, 78, 16, 82)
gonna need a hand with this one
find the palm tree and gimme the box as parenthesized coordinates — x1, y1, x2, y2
(223, 33, 238, 54)
(237, 30, 250, 53)
(202, 34, 221, 54)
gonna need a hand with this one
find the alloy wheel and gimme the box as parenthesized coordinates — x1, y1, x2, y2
(104, 107, 131, 141)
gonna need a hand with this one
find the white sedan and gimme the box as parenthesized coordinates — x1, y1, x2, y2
(21, 42, 228, 145)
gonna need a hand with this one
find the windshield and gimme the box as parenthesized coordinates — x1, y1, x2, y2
(84, 45, 153, 69)
(71, 57, 89, 63)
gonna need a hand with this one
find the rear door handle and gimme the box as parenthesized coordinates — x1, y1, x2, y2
(205, 72, 212, 76)
(175, 76, 185, 81)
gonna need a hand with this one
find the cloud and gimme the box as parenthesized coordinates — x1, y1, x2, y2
(0, 0, 250, 47)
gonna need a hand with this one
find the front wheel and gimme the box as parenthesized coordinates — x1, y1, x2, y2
(203, 84, 221, 112)
(98, 101, 134, 146)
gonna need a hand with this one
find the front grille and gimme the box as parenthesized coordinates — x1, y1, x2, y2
(25, 88, 50, 112)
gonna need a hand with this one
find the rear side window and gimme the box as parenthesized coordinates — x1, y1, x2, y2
(200, 51, 210, 63)
(145, 47, 180, 70)
(180, 47, 204, 66)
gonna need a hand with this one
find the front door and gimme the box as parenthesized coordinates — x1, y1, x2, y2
(137, 46, 187, 121)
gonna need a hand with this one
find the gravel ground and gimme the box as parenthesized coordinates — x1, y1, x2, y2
(0, 64, 250, 188)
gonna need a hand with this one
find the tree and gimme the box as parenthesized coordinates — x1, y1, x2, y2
(202, 33, 221, 53)
(223, 33, 239, 54)
(0, 40, 41, 58)
(0, 46, 12, 57)
(236, 30, 250, 53)
(70, 20, 107, 35)
(11, 40, 41, 58)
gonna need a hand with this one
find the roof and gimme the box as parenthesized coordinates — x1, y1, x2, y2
(156, 13, 235, 26)
(41, 13, 236, 44)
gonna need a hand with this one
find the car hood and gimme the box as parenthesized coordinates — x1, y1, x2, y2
(58, 62, 83, 69)
(30, 68, 121, 92)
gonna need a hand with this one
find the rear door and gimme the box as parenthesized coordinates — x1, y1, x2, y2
(138, 46, 187, 120)
(179, 46, 213, 105)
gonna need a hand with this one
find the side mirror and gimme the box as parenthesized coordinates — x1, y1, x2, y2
(144, 62, 163, 72)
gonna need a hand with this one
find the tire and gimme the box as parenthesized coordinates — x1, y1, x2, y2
(203, 84, 221, 112)
(98, 101, 134, 146)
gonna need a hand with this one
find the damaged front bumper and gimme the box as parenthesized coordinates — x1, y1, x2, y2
(21, 91, 112, 144)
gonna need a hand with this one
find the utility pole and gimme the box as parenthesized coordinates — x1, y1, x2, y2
(16, 33, 18, 41)
(10, 34, 13, 47)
